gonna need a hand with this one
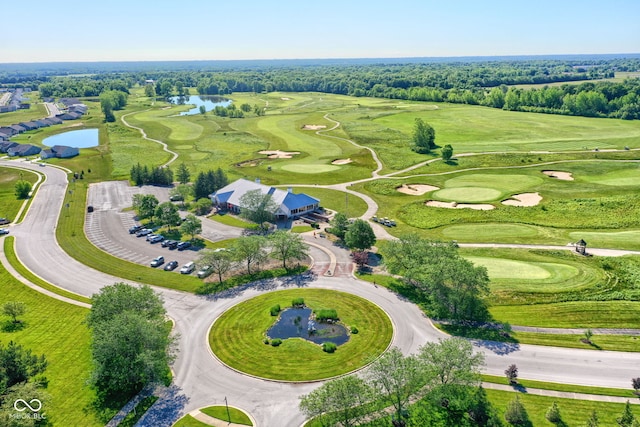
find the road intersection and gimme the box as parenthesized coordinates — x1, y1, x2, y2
(1, 158, 639, 426)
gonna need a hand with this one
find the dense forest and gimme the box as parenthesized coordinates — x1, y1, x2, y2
(2, 56, 640, 119)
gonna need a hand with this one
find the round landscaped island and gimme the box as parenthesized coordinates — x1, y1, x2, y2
(208, 289, 393, 381)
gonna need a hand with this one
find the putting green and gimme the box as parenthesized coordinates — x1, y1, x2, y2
(442, 223, 540, 240)
(444, 174, 542, 193)
(466, 257, 551, 279)
(433, 187, 502, 202)
(280, 164, 340, 174)
(209, 289, 392, 381)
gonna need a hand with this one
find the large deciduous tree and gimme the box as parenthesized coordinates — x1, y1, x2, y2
(198, 249, 235, 283)
(411, 118, 436, 154)
(329, 212, 350, 240)
(269, 230, 308, 270)
(239, 189, 277, 231)
(132, 194, 159, 221)
(180, 214, 202, 240)
(344, 219, 376, 251)
(232, 235, 268, 274)
(155, 202, 180, 230)
(384, 235, 490, 322)
(300, 375, 372, 427)
(87, 283, 173, 399)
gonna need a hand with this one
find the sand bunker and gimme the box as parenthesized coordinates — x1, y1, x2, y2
(397, 184, 439, 195)
(302, 124, 327, 130)
(543, 170, 574, 181)
(280, 97, 291, 100)
(426, 201, 495, 210)
(502, 192, 542, 207)
(259, 150, 300, 159)
(332, 158, 352, 165)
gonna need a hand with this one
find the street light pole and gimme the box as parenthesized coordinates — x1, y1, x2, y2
(225, 396, 231, 423)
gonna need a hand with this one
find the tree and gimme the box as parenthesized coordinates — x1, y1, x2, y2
(155, 202, 180, 230)
(3, 301, 26, 324)
(364, 347, 425, 427)
(384, 235, 490, 321)
(269, 230, 308, 270)
(617, 401, 637, 427)
(0, 381, 50, 427)
(14, 180, 32, 199)
(144, 84, 156, 98)
(132, 194, 159, 221)
(240, 103, 252, 112)
(299, 375, 372, 427)
(441, 144, 454, 162)
(180, 214, 202, 240)
(352, 251, 369, 269)
(503, 396, 531, 426)
(170, 184, 192, 206)
(505, 364, 518, 385)
(411, 118, 436, 154)
(193, 198, 212, 215)
(586, 410, 599, 427)
(239, 189, 277, 231)
(632, 377, 640, 395)
(0, 341, 47, 395)
(199, 105, 206, 115)
(198, 249, 234, 283)
(232, 235, 267, 274)
(419, 337, 484, 388)
(176, 163, 191, 184)
(329, 212, 350, 240)
(344, 219, 376, 251)
(545, 401, 563, 425)
(87, 283, 172, 399)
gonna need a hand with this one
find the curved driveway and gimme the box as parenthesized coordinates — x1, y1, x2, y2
(1, 158, 639, 426)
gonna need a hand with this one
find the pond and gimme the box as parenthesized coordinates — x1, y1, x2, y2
(169, 95, 231, 115)
(267, 307, 350, 346)
(42, 128, 98, 148)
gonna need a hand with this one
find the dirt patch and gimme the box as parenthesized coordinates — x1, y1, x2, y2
(236, 159, 262, 167)
(543, 170, 574, 181)
(302, 124, 326, 130)
(502, 192, 542, 207)
(281, 97, 291, 100)
(426, 200, 495, 210)
(259, 150, 300, 159)
(331, 158, 352, 165)
(396, 184, 439, 196)
(62, 122, 84, 128)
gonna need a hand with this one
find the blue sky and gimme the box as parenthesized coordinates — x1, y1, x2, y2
(2, 0, 639, 63)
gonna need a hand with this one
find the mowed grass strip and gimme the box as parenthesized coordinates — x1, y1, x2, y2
(0, 262, 100, 426)
(490, 301, 640, 328)
(4, 236, 92, 304)
(200, 406, 253, 425)
(511, 332, 640, 352)
(209, 289, 392, 381)
(482, 374, 636, 398)
(284, 187, 369, 218)
(0, 166, 39, 222)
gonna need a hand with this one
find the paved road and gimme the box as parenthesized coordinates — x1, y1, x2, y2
(2, 158, 640, 427)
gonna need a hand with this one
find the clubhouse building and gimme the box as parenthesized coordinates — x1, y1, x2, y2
(210, 178, 320, 220)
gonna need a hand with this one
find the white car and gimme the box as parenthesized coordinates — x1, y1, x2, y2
(148, 235, 164, 243)
(180, 262, 195, 274)
(0, 228, 9, 235)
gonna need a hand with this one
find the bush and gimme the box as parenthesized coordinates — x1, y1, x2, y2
(263, 338, 270, 345)
(322, 342, 337, 353)
(270, 304, 281, 316)
(271, 338, 282, 347)
(316, 309, 339, 323)
(292, 297, 305, 307)
(350, 326, 359, 334)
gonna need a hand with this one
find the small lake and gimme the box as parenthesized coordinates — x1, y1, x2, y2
(170, 95, 231, 115)
(267, 307, 350, 346)
(42, 128, 98, 148)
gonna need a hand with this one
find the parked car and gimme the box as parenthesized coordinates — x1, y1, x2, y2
(161, 239, 175, 248)
(167, 240, 179, 249)
(169, 194, 183, 201)
(180, 261, 195, 274)
(164, 260, 179, 271)
(0, 228, 9, 235)
(136, 228, 152, 237)
(0, 218, 10, 225)
(128, 224, 143, 234)
(148, 235, 165, 244)
(150, 256, 165, 267)
(177, 241, 191, 251)
(197, 265, 213, 279)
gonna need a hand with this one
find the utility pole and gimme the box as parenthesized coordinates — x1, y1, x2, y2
(225, 396, 231, 423)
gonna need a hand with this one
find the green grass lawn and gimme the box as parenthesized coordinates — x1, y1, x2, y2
(173, 415, 212, 427)
(209, 289, 392, 381)
(0, 261, 101, 426)
(288, 187, 369, 218)
(0, 166, 39, 222)
(200, 406, 253, 425)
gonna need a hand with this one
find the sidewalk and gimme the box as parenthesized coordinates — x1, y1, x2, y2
(483, 382, 640, 404)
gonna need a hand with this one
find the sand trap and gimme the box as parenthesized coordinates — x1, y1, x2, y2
(397, 184, 439, 195)
(426, 201, 495, 210)
(543, 170, 574, 181)
(259, 150, 300, 159)
(332, 158, 352, 165)
(302, 124, 327, 130)
(280, 97, 291, 100)
(502, 192, 542, 207)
